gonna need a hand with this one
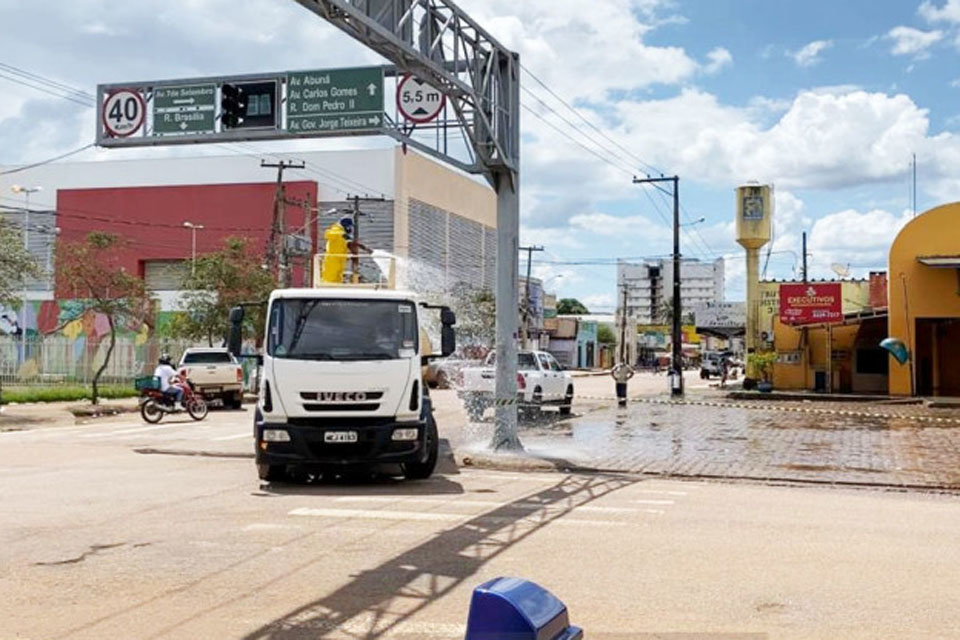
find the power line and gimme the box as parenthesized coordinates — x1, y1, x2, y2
(0, 143, 96, 175)
(0, 61, 95, 102)
(0, 70, 94, 107)
(520, 64, 662, 176)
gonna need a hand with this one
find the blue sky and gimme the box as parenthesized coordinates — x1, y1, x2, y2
(1, 0, 959, 312)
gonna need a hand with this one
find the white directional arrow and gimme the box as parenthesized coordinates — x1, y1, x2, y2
(368, 115, 380, 125)
(367, 83, 378, 96)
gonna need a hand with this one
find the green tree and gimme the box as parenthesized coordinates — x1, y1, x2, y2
(556, 298, 589, 315)
(0, 216, 41, 305)
(58, 232, 150, 405)
(173, 237, 275, 346)
(657, 299, 694, 326)
(597, 324, 617, 345)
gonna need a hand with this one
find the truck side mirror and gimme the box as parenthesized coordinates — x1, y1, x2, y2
(227, 306, 244, 358)
(441, 325, 455, 358)
(441, 308, 456, 326)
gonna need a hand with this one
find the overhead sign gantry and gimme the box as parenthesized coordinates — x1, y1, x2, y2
(96, 0, 524, 451)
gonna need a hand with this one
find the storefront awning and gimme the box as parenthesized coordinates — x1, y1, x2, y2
(917, 255, 960, 268)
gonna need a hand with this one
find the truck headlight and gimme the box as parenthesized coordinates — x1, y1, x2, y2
(263, 429, 291, 442)
(392, 428, 419, 441)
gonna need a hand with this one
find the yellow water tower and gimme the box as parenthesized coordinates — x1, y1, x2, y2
(736, 183, 773, 382)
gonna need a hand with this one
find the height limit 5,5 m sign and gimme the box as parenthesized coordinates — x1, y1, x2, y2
(397, 75, 445, 124)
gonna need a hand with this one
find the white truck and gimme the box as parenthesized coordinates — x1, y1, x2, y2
(177, 347, 245, 409)
(227, 287, 456, 482)
(459, 350, 574, 421)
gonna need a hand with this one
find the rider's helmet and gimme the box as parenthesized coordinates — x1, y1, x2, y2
(339, 216, 354, 236)
(158, 353, 172, 366)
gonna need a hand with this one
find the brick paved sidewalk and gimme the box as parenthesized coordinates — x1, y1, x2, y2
(504, 401, 960, 490)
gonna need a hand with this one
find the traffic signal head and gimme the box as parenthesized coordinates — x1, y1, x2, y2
(221, 83, 248, 129)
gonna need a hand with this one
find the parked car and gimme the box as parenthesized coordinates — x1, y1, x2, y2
(177, 348, 244, 409)
(424, 357, 479, 389)
(700, 351, 733, 379)
(459, 350, 574, 420)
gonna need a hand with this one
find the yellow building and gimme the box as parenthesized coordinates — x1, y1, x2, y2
(888, 203, 960, 397)
(766, 278, 888, 394)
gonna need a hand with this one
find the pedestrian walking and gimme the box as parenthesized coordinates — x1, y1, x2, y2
(720, 353, 731, 389)
(611, 362, 634, 407)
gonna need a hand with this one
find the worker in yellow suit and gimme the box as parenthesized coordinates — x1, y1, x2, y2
(320, 218, 350, 283)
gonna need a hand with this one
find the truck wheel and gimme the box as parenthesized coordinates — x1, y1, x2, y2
(257, 463, 287, 482)
(140, 399, 163, 424)
(559, 386, 574, 416)
(403, 414, 439, 480)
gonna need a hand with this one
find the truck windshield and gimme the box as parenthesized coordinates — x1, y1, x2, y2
(268, 298, 418, 361)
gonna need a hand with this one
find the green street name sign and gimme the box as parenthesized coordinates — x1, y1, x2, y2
(153, 84, 216, 136)
(286, 67, 383, 133)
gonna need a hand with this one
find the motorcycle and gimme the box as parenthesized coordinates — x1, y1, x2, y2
(139, 378, 208, 423)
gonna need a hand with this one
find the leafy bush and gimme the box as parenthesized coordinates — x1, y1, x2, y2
(747, 352, 779, 383)
(1, 385, 139, 405)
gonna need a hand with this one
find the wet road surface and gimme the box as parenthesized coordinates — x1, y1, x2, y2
(480, 399, 960, 489)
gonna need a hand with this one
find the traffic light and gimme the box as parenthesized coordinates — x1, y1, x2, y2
(220, 83, 247, 129)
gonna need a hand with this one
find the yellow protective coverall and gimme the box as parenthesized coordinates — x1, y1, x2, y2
(320, 222, 349, 284)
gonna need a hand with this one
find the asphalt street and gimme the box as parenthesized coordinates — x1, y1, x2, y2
(3, 397, 960, 639)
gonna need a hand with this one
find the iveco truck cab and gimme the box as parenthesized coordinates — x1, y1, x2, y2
(228, 285, 455, 482)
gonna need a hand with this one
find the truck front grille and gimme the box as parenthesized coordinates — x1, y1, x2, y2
(302, 403, 381, 412)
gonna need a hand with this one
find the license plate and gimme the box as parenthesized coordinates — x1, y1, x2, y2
(324, 431, 358, 443)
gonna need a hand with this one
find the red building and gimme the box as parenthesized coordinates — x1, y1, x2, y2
(55, 181, 318, 298)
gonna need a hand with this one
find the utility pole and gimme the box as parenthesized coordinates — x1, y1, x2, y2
(802, 231, 809, 283)
(634, 175, 683, 396)
(618, 279, 630, 364)
(519, 245, 544, 349)
(261, 159, 305, 287)
(345, 196, 386, 284)
(912, 153, 917, 217)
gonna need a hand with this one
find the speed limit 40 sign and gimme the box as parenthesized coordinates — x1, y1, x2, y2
(397, 75, 445, 124)
(102, 89, 145, 138)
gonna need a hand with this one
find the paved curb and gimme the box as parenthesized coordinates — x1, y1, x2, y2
(458, 451, 562, 472)
(454, 449, 960, 493)
(573, 394, 960, 425)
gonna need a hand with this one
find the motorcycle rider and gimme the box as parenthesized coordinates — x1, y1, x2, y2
(154, 354, 184, 408)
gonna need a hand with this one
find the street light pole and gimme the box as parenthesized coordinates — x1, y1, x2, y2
(633, 175, 683, 396)
(11, 185, 41, 363)
(183, 222, 204, 276)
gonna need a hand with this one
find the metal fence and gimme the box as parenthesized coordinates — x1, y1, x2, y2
(0, 336, 202, 385)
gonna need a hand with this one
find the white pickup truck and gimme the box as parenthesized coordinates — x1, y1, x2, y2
(178, 348, 244, 409)
(459, 350, 574, 420)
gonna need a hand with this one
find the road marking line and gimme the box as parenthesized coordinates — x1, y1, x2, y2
(333, 496, 639, 514)
(635, 489, 687, 496)
(82, 423, 183, 437)
(288, 507, 627, 527)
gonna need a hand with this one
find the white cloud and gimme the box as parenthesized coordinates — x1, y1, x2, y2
(581, 293, 616, 311)
(808, 208, 913, 276)
(468, 0, 701, 102)
(614, 88, 955, 193)
(886, 25, 943, 57)
(919, 0, 960, 24)
(790, 40, 832, 67)
(568, 212, 671, 240)
(703, 47, 733, 74)
(952, 78, 960, 88)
